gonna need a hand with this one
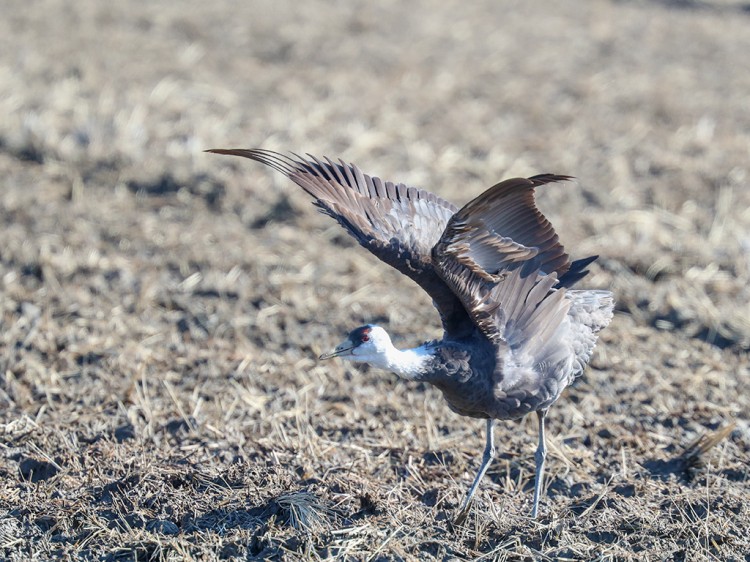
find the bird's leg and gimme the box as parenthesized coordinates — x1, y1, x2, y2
(531, 408, 549, 519)
(454, 419, 495, 525)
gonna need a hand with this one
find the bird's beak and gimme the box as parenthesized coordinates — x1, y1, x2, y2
(319, 339, 355, 360)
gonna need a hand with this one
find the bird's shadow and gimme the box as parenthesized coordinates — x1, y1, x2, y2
(639, 455, 743, 482)
(100, 494, 334, 561)
(641, 457, 694, 481)
(641, 422, 738, 482)
(180, 504, 270, 534)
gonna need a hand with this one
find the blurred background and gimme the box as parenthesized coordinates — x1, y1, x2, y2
(1, 0, 748, 558)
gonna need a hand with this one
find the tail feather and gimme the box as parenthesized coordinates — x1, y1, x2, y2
(564, 289, 614, 377)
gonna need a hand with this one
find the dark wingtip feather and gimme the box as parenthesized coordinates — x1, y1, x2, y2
(557, 255, 599, 288)
(527, 174, 576, 186)
(204, 148, 302, 176)
(571, 255, 599, 269)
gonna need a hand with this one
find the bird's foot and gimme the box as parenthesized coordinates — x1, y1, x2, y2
(453, 501, 472, 526)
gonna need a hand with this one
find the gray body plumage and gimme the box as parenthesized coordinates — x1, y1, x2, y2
(416, 286, 613, 422)
(208, 147, 614, 520)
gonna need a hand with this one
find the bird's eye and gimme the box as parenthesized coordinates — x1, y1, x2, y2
(361, 334, 370, 342)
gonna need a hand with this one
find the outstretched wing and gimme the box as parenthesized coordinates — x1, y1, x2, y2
(207, 149, 473, 335)
(432, 174, 597, 344)
(435, 174, 573, 282)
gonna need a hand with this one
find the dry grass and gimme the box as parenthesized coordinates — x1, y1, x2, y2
(1, 0, 749, 559)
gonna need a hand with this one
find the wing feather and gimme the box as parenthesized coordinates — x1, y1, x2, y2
(207, 148, 474, 335)
(209, 149, 606, 356)
(436, 174, 574, 281)
(432, 173, 597, 344)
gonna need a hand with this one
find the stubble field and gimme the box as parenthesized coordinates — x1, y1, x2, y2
(1, 0, 749, 560)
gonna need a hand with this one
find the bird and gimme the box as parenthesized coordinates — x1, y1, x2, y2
(207, 148, 614, 522)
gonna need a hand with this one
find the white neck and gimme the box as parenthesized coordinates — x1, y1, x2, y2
(359, 343, 434, 380)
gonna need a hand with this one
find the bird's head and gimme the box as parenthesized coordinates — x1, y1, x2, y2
(319, 325, 393, 363)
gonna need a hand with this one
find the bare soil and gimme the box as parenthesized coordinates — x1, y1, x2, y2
(1, 0, 749, 560)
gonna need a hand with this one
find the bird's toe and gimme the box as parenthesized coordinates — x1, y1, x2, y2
(453, 504, 472, 526)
